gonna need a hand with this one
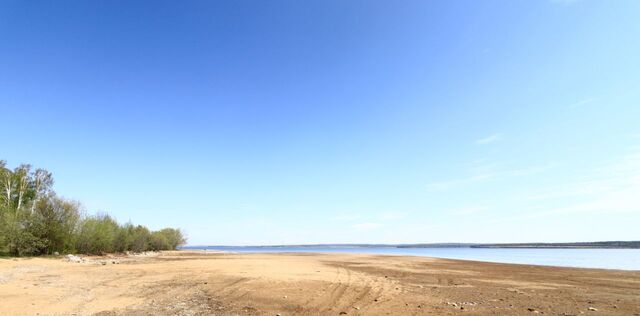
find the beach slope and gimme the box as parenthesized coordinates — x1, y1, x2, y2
(1, 251, 638, 315)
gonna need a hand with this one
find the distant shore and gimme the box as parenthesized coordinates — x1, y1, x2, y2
(185, 240, 640, 249)
(1, 250, 639, 315)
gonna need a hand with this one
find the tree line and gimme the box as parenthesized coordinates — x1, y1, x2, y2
(0, 160, 186, 256)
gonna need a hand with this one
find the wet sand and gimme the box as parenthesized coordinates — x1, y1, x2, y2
(1, 251, 639, 315)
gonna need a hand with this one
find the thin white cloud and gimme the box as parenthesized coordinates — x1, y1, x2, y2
(377, 212, 406, 220)
(449, 206, 489, 215)
(500, 186, 640, 223)
(550, 187, 640, 214)
(568, 98, 595, 109)
(427, 174, 494, 191)
(470, 161, 500, 174)
(507, 163, 558, 177)
(476, 133, 503, 145)
(428, 160, 555, 192)
(524, 147, 640, 215)
(331, 214, 361, 221)
(523, 179, 614, 201)
(352, 222, 382, 231)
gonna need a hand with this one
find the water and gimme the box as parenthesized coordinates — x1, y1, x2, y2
(182, 246, 640, 270)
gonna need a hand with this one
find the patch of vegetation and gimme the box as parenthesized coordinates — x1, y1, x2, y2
(0, 160, 186, 256)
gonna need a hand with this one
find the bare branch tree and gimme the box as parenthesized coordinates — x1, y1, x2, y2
(31, 168, 54, 214)
(15, 164, 32, 210)
(0, 160, 13, 208)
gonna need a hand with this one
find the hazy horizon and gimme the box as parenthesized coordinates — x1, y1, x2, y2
(2, 0, 639, 246)
(183, 241, 640, 247)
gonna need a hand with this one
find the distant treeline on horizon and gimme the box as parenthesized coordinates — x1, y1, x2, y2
(184, 241, 640, 249)
(0, 160, 186, 256)
(465, 241, 640, 249)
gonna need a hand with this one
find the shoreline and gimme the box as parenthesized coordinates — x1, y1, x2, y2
(180, 247, 640, 271)
(2, 251, 639, 315)
(188, 249, 640, 272)
(183, 241, 640, 249)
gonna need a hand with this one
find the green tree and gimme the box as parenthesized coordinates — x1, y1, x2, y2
(31, 196, 81, 254)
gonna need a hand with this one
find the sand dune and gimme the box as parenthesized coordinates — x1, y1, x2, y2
(1, 251, 639, 315)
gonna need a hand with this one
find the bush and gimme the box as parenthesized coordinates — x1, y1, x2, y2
(150, 231, 170, 251)
(155, 228, 187, 250)
(1, 210, 47, 256)
(30, 196, 81, 254)
(130, 225, 151, 252)
(75, 214, 120, 254)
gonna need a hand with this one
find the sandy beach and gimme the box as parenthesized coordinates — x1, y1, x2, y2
(1, 251, 639, 315)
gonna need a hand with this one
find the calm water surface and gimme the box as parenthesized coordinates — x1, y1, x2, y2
(183, 246, 640, 270)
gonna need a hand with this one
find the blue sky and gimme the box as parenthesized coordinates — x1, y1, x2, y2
(1, 0, 639, 245)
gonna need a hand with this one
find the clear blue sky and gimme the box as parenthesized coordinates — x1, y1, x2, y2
(1, 0, 639, 245)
